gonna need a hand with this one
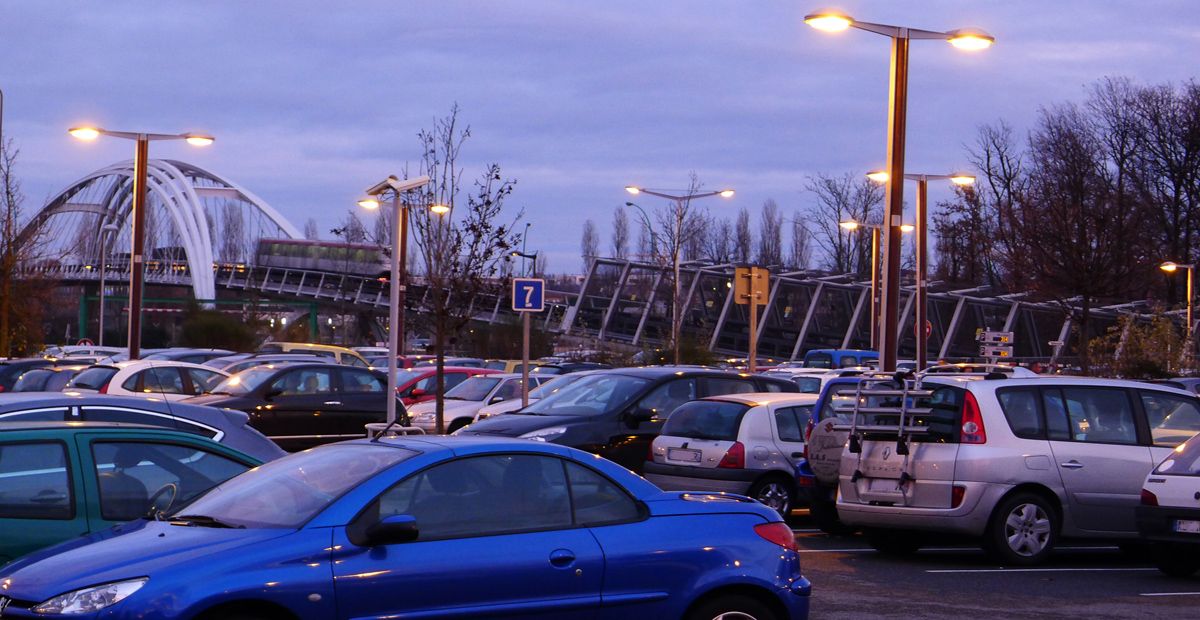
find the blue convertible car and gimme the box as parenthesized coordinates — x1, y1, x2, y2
(0, 436, 810, 620)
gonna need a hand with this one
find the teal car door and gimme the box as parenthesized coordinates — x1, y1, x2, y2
(0, 438, 88, 564)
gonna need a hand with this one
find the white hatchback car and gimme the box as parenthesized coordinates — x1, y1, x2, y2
(409, 373, 549, 434)
(1136, 430, 1200, 576)
(65, 361, 230, 402)
(644, 392, 818, 517)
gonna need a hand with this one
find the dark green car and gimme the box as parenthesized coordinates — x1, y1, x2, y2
(0, 421, 264, 564)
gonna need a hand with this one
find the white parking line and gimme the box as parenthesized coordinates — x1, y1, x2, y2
(1141, 592, 1200, 597)
(927, 568, 1157, 574)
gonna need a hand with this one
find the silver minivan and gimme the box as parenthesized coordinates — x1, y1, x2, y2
(830, 375, 1200, 565)
(644, 393, 817, 517)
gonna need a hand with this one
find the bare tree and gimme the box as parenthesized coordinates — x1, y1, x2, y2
(649, 172, 712, 363)
(734, 207, 752, 263)
(581, 219, 599, 272)
(407, 105, 521, 433)
(304, 218, 320, 240)
(0, 139, 55, 355)
(220, 200, 245, 263)
(787, 215, 813, 270)
(703, 216, 735, 264)
(757, 199, 784, 266)
(611, 205, 629, 260)
(804, 172, 884, 274)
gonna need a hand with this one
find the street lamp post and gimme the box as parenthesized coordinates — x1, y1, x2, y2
(69, 127, 214, 359)
(511, 251, 538, 278)
(522, 223, 532, 277)
(868, 171, 974, 368)
(1161, 261, 1195, 352)
(97, 223, 120, 346)
(359, 175, 433, 427)
(840, 219, 914, 351)
(806, 9, 993, 371)
(626, 186, 734, 365)
(624, 202, 658, 258)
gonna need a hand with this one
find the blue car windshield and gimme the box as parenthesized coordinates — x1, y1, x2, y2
(173, 445, 415, 528)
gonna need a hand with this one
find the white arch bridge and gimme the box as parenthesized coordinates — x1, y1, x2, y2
(25, 158, 301, 300)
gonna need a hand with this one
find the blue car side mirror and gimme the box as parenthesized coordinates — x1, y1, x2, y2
(364, 514, 419, 546)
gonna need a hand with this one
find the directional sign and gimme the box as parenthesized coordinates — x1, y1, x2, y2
(978, 331, 1014, 344)
(980, 345, 1013, 358)
(512, 278, 545, 312)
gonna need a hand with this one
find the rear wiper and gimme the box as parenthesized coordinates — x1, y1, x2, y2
(169, 514, 245, 529)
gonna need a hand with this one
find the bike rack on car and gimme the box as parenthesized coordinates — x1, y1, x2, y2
(832, 373, 934, 488)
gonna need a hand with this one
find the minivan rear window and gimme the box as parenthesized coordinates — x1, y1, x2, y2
(819, 380, 964, 443)
(662, 400, 751, 441)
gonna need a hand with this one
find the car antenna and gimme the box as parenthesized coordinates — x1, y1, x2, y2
(372, 419, 398, 442)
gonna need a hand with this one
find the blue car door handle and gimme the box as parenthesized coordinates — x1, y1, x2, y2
(549, 549, 576, 567)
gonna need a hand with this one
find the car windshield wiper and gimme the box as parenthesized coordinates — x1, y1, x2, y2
(169, 514, 246, 529)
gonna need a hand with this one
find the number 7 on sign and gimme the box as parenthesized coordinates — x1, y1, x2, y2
(512, 278, 545, 312)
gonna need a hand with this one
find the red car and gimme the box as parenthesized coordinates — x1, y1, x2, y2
(394, 366, 500, 405)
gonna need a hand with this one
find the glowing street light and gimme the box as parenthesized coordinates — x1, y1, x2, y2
(868, 171, 976, 368)
(69, 126, 214, 359)
(1162, 261, 1196, 345)
(358, 174, 442, 426)
(840, 219, 913, 350)
(806, 9, 993, 370)
(625, 185, 735, 365)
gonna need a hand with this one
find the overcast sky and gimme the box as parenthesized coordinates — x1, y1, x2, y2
(3, 1, 1198, 273)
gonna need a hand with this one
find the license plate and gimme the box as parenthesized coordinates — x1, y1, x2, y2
(667, 448, 702, 463)
(1174, 519, 1200, 534)
(868, 478, 901, 492)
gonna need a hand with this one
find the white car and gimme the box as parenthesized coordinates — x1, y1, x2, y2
(409, 373, 549, 434)
(65, 361, 230, 402)
(644, 392, 819, 517)
(471, 372, 592, 423)
(1137, 430, 1200, 576)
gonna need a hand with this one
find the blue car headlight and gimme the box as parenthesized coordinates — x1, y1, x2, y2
(33, 578, 148, 614)
(518, 426, 567, 442)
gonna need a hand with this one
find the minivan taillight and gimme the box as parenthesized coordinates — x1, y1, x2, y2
(1141, 489, 1159, 506)
(754, 522, 798, 552)
(98, 382, 108, 394)
(718, 442, 745, 469)
(951, 485, 965, 508)
(961, 391, 986, 444)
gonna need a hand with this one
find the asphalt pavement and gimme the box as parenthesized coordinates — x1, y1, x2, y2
(789, 510, 1200, 620)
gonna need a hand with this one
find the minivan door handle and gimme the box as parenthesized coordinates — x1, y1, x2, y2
(324, 401, 343, 406)
(1060, 460, 1084, 469)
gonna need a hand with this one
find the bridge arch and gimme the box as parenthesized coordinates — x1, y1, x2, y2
(24, 159, 302, 299)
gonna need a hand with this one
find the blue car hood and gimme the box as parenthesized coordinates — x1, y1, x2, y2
(0, 520, 292, 602)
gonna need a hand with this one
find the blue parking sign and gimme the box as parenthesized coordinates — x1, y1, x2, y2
(512, 278, 545, 312)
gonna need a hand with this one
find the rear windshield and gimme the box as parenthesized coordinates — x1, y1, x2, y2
(445, 377, 502, 401)
(803, 353, 833, 369)
(817, 380, 964, 443)
(662, 400, 751, 441)
(1154, 435, 1200, 476)
(68, 367, 118, 390)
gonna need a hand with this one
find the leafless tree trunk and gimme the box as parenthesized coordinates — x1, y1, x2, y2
(734, 207, 752, 264)
(757, 199, 783, 266)
(304, 218, 320, 240)
(611, 205, 629, 261)
(581, 219, 599, 272)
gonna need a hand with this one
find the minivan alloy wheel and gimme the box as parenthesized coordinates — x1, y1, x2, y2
(1004, 502, 1052, 557)
(985, 492, 1058, 565)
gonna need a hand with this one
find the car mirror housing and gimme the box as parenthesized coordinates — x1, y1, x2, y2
(624, 407, 656, 429)
(263, 387, 283, 401)
(363, 514, 419, 546)
(410, 388, 426, 398)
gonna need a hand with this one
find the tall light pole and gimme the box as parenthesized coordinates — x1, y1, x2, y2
(624, 202, 658, 258)
(511, 251, 538, 278)
(522, 223, 532, 277)
(358, 174, 436, 427)
(806, 9, 993, 371)
(626, 186, 734, 365)
(840, 219, 914, 351)
(97, 223, 120, 346)
(1161, 261, 1195, 352)
(868, 171, 974, 368)
(69, 127, 214, 359)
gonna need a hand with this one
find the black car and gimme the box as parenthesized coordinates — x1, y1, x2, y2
(457, 367, 798, 472)
(529, 362, 612, 375)
(0, 358, 70, 393)
(10, 365, 89, 392)
(184, 363, 403, 451)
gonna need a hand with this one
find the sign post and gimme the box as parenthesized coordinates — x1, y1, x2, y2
(734, 267, 769, 373)
(512, 278, 545, 406)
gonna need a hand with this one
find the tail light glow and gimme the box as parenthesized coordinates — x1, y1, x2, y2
(961, 391, 986, 444)
(754, 522, 798, 552)
(718, 442, 745, 469)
